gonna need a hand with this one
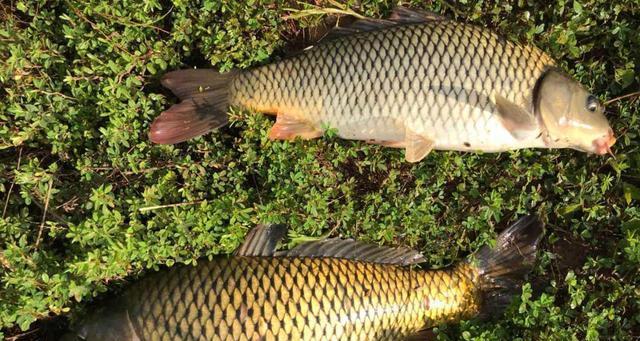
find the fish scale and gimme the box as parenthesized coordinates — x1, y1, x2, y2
(230, 20, 553, 151)
(115, 257, 478, 340)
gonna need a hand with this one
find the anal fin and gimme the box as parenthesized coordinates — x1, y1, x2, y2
(405, 129, 435, 163)
(268, 114, 322, 140)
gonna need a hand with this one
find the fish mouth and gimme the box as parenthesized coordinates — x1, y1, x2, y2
(592, 129, 616, 155)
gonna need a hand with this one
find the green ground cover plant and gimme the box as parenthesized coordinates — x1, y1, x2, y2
(1, 0, 639, 339)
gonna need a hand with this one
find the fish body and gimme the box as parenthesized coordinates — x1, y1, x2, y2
(229, 20, 552, 153)
(84, 258, 477, 340)
(150, 7, 615, 161)
(65, 216, 544, 340)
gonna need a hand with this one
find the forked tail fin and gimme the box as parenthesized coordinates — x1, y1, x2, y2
(470, 215, 544, 317)
(149, 69, 238, 144)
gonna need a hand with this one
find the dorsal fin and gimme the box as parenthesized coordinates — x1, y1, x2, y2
(277, 238, 426, 266)
(322, 19, 396, 41)
(234, 224, 288, 256)
(388, 6, 446, 24)
(321, 6, 446, 41)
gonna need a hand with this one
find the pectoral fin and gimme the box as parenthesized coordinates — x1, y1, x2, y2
(494, 94, 539, 140)
(405, 129, 435, 163)
(268, 114, 322, 140)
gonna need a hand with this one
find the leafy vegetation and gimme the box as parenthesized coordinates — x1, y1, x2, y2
(1, 0, 639, 339)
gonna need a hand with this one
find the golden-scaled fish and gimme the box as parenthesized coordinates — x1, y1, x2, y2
(149, 7, 615, 162)
(63, 215, 543, 340)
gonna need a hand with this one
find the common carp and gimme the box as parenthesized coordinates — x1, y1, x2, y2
(149, 7, 615, 162)
(63, 215, 543, 340)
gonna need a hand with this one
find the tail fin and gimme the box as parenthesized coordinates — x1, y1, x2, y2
(470, 215, 544, 317)
(149, 69, 238, 144)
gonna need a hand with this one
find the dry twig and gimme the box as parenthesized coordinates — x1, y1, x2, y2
(35, 179, 54, 249)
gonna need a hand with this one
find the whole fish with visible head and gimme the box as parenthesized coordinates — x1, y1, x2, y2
(63, 215, 543, 340)
(149, 7, 615, 162)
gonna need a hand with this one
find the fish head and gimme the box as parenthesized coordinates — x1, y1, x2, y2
(536, 69, 615, 155)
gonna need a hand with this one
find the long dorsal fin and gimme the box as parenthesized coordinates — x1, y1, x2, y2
(388, 6, 446, 24)
(277, 238, 426, 266)
(234, 224, 288, 256)
(322, 6, 446, 41)
(322, 19, 396, 40)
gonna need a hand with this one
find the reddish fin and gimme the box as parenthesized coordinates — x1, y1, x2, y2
(149, 69, 237, 144)
(149, 99, 229, 144)
(268, 115, 321, 140)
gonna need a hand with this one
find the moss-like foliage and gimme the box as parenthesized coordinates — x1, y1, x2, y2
(1, 0, 639, 339)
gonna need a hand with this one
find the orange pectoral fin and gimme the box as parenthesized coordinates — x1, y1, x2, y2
(268, 114, 322, 140)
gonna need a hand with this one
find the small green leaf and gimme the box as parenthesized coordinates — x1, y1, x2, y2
(16, 1, 27, 12)
(622, 218, 640, 232)
(573, 1, 583, 14)
(615, 68, 635, 89)
(623, 182, 640, 204)
(559, 203, 582, 216)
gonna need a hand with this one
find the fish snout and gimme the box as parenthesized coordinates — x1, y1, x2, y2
(592, 129, 616, 155)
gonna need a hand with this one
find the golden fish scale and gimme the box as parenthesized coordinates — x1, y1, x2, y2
(122, 257, 480, 340)
(229, 20, 555, 150)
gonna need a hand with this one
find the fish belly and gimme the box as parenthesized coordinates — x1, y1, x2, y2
(230, 20, 554, 151)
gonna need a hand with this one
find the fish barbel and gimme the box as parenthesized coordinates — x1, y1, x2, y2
(64, 216, 543, 340)
(149, 7, 615, 161)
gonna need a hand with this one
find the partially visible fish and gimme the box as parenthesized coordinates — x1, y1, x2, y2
(62, 215, 543, 340)
(149, 7, 615, 162)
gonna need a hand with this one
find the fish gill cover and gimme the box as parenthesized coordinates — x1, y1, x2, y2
(0, 0, 639, 340)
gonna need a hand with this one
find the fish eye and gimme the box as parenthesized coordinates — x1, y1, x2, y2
(586, 95, 599, 112)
